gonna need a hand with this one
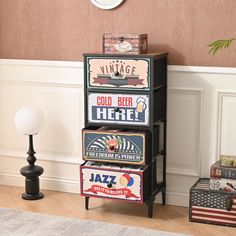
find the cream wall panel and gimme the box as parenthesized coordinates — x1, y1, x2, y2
(167, 88, 202, 177)
(168, 66, 236, 177)
(0, 156, 80, 193)
(0, 60, 84, 194)
(0, 82, 84, 164)
(216, 92, 236, 157)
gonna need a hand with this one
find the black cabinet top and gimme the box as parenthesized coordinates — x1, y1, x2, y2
(83, 52, 168, 60)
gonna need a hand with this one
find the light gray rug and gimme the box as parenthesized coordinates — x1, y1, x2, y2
(0, 208, 186, 236)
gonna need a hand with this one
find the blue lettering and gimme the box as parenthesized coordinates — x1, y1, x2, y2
(95, 174, 102, 183)
(89, 173, 117, 184)
(109, 176, 116, 184)
(103, 175, 109, 184)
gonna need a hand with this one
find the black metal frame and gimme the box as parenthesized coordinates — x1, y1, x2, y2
(82, 53, 168, 218)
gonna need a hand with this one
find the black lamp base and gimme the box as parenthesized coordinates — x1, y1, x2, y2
(20, 165, 44, 200)
(22, 192, 44, 200)
(20, 135, 44, 201)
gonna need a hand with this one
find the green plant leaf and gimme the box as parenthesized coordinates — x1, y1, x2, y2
(208, 38, 235, 55)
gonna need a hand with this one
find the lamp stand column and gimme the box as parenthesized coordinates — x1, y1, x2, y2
(20, 135, 44, 200)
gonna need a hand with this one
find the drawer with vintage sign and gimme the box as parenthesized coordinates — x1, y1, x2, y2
(82, 127, 156, 165)
(84, 53, 167, 91)
(80, 162, 150, 203)
(86, 91, 165, 127)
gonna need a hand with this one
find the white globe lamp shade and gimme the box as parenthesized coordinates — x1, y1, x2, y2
(15, 106, 44, 135)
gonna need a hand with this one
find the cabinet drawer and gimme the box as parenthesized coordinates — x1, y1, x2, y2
(82, 127, 149, 165)
(87, 93, 150, 126)
(85, 56, 150, 91)
(80, 162, 150, 203)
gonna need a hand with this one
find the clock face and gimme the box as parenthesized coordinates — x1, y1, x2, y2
(91, 0, 124, 9)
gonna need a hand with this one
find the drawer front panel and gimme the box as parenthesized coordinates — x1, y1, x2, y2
(81, 166, 143, 202)
(88, 93, 150, 126)
(83, 129, 146, 165)
(86, 57, 150, 90)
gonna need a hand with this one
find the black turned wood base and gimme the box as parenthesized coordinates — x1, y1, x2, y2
(20, 135, 44, 200)
(20, 165, 44, 200)
(22, 192, 44, 200)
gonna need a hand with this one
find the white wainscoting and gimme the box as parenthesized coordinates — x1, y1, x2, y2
(0, 60, 84, 193)
(0, 59, 236, 207)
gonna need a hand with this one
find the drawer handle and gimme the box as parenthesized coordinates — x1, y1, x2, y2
(107, 183, 112, 188)
(118, 37, 124, 42)
(109, 145, 115, 151)
(226, 196, 233, 211)
(114, 107, 122, 113)
(114, 71, 120, 76)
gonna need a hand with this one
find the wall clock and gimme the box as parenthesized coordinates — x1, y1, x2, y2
(91, 0, 124, 9)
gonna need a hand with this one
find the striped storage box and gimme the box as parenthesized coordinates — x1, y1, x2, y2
(189, 178, 236, 227)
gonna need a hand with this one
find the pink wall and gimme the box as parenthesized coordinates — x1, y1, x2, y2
(0, 0, 235, 66)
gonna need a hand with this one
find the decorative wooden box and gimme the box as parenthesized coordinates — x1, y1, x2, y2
(189, 178, 236, 227)
(210, 161, 236, 179)
(80, 162, 150, 203)
(103, 33, 148, 54)
(209, 178, 236, 191)
(220, 155, 236, 167)
(81, 52, 167, 218)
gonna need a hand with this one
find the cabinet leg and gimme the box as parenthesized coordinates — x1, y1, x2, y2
(85, 196, 89, 210)
(145, 196, 155, 218)
(162, 187, 166, 205)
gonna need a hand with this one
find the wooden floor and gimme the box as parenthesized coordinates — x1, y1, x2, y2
(0, 185, 235, 235)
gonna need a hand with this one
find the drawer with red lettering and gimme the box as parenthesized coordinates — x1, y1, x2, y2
(80, 162, 150, 203)
(82, 127, 157, 165)
(87, 91, 164, 127)
(84, 54, 167, 91)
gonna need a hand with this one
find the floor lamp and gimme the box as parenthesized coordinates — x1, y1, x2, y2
(15, 106, 45, 200)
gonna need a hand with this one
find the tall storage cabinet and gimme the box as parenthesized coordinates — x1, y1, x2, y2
(80, 52, 168, 218)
